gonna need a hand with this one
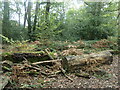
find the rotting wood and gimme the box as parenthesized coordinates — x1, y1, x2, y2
(61, 50, 113, 72)
(24, 59, 73, 81)
(31, 50, 114, 73)
(2, 52, 51, 63)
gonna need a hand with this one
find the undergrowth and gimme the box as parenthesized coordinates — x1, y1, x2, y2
(2, 37, 118, 57)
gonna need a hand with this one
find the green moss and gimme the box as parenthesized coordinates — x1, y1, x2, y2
(2, 50, 50, 63)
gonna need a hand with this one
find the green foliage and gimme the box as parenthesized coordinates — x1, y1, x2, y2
(34, 7, 63, 40)
(59, 2, 118, 41)
(9, 20, 28, 41)
(0, 34, 14, 44)
(0, 34, 10, 43)
(93, 72, 113, 80)
(1, 1, 118, 42)
(36, 40, 70, 51)
(107, 36, 118, 43)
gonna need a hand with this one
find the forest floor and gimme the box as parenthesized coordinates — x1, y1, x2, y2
(1, 39, 119, 89)
(45, 55, 119, 88)
(3, 55, 119, 89)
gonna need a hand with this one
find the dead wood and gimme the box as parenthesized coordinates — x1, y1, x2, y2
(61, 50, 113, 72)
(5, 50, 113, 84)
(44, 48, 54, 60)
(32, 59, 73, 81)
(1, 60, 13, 72)
(75, 72, 90, 79)
(59, 67, 73, 81)
(2, 52, 51, 63)
(31, 50, 113, 73)
(32, 59, 61, 65)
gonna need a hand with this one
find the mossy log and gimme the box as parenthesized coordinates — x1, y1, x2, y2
(2, 52, 51, 63)
(61, 51, 113, 72)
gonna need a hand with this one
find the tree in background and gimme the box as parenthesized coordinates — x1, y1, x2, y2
(45, 0, 50, 30)
(1, 1, 118, 42)
(15, 1, 22, 26)
(33, 0, 40, 33)
(27, 0, 32, 41)
(23, 0, 28, 28)
(62, 2, 118, 41)
(86, 2, 117, 39)
(2, 0, 10, 39)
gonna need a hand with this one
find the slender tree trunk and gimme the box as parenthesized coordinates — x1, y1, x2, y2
(23, 0, 28, 28)
(118, 1, 120, 52)
(15, 2, 21, 26)
(33, 1, 40, 32)
(45, 0, 50, 29)
(2, 0, 10, 39)
(18, 13, 20, 26)
(27, 0, 32, 40)
(118, 2, 120, 19)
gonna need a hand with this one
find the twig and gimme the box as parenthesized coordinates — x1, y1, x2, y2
(32, 59, 61, 65)
(23, 57, 28, 61)
(20, 64, 50, 76)
(59, 67, 73, 82)
(45, 48, 54, 60)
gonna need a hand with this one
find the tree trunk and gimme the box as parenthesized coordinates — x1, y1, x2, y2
(32, 0, 40, 40)
(23, 0, 28, 28)
(2, 0, 10, 39)
(15, 2, 21, 26)
(61, 50, 113, 72)
(45, 0, 50, 30)
(33, 1, 39, 32)
(27, 0, 32, 40)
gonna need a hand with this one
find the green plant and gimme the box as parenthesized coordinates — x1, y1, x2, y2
(93, 73, 113, 80)
(0, 34, 14, 44)
(107, 36, 118, 43)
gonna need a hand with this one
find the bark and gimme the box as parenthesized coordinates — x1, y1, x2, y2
(23, 0, 28, 28)
(15, 2, 21, 26)
(2, 0, 10, 38)
(61, 50, 113, 72)
(32, 50, 114, 73)
(2, 50, 114, 73)
(32, 59, 61, 65)
(33, 1, 40, 32)
(117, 1, 120, 19)
(18, 13, 21, 26)
(27, 0, 32, 40)
(2, 52, 54, 63)
(45, 0, 50, 29)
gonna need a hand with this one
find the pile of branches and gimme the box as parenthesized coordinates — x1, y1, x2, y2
(1, 50, 117, 89)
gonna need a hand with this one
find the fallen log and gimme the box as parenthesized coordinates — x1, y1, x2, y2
(31, 50, 113, 73)
(2, 52, 51, 63)
(61, 50, 113, 72)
